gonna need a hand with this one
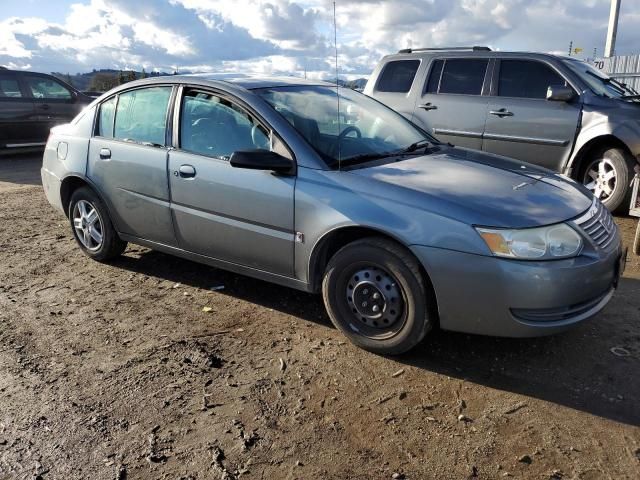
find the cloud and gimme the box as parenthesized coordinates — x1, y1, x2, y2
(1, 0, 640, 78)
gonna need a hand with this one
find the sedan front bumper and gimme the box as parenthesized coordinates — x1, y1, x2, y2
(411, 240, 623, 337)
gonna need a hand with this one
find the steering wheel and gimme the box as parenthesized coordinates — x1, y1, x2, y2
(330, 125, 362, 157)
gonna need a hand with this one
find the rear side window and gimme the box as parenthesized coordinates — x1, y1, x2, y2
(498, 60, 566, 99)
(438, 59, 488, 95)
(0, 76, 23, 98)
(114, 86, 172, 146)
(23, 75, 72, 100)
(376, 60, 420, 93)
(96, 97, 116, 138)
(425, 60, 444, 93)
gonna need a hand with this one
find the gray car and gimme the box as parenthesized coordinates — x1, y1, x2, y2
(365, 47, 640, 212)
(41, 75, 625, 354)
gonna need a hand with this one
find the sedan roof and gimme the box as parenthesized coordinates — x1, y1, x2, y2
(170, 74, 332, 90)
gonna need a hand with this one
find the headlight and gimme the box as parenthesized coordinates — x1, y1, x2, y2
(476, 224, 582, 260)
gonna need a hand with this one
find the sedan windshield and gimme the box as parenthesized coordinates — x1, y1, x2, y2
(562, 58, 639, 99)
(256, 85, 436, 168)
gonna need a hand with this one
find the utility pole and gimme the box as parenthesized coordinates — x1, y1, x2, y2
(604, 0, 621, 57)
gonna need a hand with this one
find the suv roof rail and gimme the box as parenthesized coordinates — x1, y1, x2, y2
(398, 46, 491, 54)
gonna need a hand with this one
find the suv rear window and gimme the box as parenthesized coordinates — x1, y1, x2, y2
(437, 59, 488, 95)
(0, 76, 23, 98)
(498, 60, 566, 99)
(376, 60, 420, 93)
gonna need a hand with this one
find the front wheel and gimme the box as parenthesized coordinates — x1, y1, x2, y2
(581, 147, 634, 212)
(69, 187, 127, 262)
(322, 237, 433, 355)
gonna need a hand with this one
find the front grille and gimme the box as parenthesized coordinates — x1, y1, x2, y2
(574, 199, 617, 250)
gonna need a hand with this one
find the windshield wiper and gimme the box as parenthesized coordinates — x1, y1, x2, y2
(333, 151, 398, 167)
(398, 139, 434, 154)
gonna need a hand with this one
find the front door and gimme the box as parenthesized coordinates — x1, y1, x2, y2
(482, 59, 581, 171)
(87, 86, 176, 245)
(168, 88, 295, 276)
(413, 58, 491, 150)
(21, 73, 84, 139)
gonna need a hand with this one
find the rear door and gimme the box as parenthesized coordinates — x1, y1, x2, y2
(0, 72, 38, 147)
(168, 87, 295, 276)
(413, 58, 491, 149)
(87, 85, 177, 246)
(482, 59, 581, 170)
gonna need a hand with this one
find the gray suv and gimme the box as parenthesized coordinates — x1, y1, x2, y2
(365, 47, 640, 211)
(42, 75, 623, 354)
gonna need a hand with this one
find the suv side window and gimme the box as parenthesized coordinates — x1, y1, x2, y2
(376, 60, 421, 93)
(0, 75, 23, 98)
(498, 60, 567, 99)
(23, 74, 72, 100)
(180, 89, 270, 159)
(114, 86, 172, 146)
(438, 59, 489, 95)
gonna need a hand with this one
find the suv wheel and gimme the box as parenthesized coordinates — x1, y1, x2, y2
(69, 187, 127, 261)
(321, 237, 433, 355)
(581, 147, 634, 212)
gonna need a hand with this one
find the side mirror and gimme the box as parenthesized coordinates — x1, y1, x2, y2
(546, 85, 574, 102)
(230, 149, 294, 175)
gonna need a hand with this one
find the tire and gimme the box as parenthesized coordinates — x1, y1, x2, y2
(68, 187, 127, 262)
(580, 147, 634, 212)
(321, 237, 433, 355)
(634, 221, 640, 256)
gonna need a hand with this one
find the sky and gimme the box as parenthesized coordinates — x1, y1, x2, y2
(1, 0, 640, 79)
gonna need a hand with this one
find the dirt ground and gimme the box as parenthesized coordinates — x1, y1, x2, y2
(0, 153, 639, 480)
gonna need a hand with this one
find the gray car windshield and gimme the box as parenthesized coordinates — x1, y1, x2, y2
(562, 59, 639, 99)
(256, 85, 435, 168)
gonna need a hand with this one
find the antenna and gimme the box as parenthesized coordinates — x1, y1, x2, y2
(333, 1, 342, 170)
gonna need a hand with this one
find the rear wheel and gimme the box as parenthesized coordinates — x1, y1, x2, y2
(580, 147, 634, 212)
(322, 237, 433, 355)
(69, 187, 127, 261)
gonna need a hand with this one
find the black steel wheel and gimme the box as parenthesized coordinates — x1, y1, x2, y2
(322, 237, 433, 355)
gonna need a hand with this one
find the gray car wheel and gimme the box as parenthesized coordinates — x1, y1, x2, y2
(322, 237, 433, 355)
(69, 187, 127, 261)
(581, 147, 633, 212)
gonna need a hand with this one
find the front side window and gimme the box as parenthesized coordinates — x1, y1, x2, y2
(114, 86, 172, 146)
(376, 60, 420, 93)
(96, 97, 116, 138)
(0, 76, 23, 98)
(498, 60, 566, 99)
(180, 90, 270, 159)
(24, 75, 72, 100)
(438, 59, 488, 95)
(257, 85, 435, 167)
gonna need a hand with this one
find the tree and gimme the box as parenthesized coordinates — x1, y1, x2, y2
(118, 70, 126, 85)
(141, 67, 147, 79)
(88, 72, 120, 92)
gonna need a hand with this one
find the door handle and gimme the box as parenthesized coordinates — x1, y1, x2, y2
(99, 148, 111, 159)
(489, 108, 514, 117)
(419, 103, 438, 111)
(176, 164, 196, 178)
(38, 104, 50, 111)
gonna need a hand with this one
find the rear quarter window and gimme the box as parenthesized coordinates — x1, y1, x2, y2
(376, 60, 421, 93)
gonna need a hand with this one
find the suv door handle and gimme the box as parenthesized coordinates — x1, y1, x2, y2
(176, 164, 196, 178)
(38, 104, 50, 111)
(99, 148, 111, 159)
(419, 103, 438, 111)
(489, 108, 514, 117)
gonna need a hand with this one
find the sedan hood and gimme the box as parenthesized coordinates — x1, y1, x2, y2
(349, 147, 592, 228)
